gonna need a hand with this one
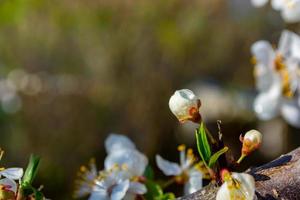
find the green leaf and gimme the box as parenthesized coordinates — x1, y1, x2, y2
(144, 165, 154, 180)
(195, 122, 212, 164)
(160, 193, 176, 200)
(208, 146, 229, 168)
(22, 154, 40, 186)
(144, 180, 163, 200)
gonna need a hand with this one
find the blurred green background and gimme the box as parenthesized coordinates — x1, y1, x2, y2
(0, 0, 299, 199)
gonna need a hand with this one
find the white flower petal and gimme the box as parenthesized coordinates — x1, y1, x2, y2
(232, 173, 256, 200)
(0, 168, 23, 180)
(251, 41, 275, 92)
(251, 40, 275, 68)
(128, 182, 147, 195)
(89, 189, 109, 200)
(105, 134, 136, 154)
(271, 0, 285, 10)
(0, 178, 17, 193)
(281, 1, 300, 23)
(251, 0, 269, 7)
(281, 99, 300, 128)
(105, 149, 148, 177)
(278, 30, 300, 59)
(253, 75, 282, 120)
(216, 181, 231, 200)
(184, 170, 202, 195)
(111, 180, 130, 200)
(155, 155, 182, 176)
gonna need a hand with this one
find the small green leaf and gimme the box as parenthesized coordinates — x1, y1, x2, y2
(144, 165, 154, 180)
(195, 122, 212, 164)
(208, 146, 229, 168)
(144, 180, 163, 199)
(200, 123, 211, 160)
(160, 192, 176, 200)
(22, 155, 40, 186)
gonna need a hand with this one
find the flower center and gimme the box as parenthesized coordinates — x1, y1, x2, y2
(274, 55, 294, 98)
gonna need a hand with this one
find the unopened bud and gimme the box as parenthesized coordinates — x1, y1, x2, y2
(241, 130, 262, 156)
(169, 89, 201, 123)
(237, 130, 262, 164)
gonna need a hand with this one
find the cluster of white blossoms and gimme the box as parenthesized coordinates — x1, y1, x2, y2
(251, 0, 300, 23)
(169, 89, 260, 200)
(74, 134, 148, 200)
(251, 30, 300, 128)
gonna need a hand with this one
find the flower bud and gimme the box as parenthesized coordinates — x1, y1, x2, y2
(217, 170, 255, 200)
(241, 130, 262, 156)
(169, 89, 201, 123)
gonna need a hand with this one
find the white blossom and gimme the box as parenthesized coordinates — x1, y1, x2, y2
(75, 134, 148, 200)
(251, 30, 300, 128)
(156, 145, 204, 195)
(216, 171, 255, 200)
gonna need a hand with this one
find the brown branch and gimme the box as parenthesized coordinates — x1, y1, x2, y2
(178, 147, 300, 200)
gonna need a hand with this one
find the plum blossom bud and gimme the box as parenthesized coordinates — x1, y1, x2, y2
(216, 169, 255, 200)
(241, 130, 262, 156)
(169, 89, 201, 123)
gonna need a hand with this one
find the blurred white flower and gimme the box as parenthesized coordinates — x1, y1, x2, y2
(216, 170, 255, 200)
(169, 89, 201, 123)
(251, 30, 300, 128)
(251, 0, 300, 23)
(75, 134, 148, 200)
(156, 145, 205, 195)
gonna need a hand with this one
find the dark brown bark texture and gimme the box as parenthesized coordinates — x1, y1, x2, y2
(178, 147, 300, 200)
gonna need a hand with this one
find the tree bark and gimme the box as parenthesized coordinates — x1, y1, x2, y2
(178, 147, 300, 200)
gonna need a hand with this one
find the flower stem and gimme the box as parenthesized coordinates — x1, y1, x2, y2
(237, 154, 246, 164)
(162, 177, 176, 189)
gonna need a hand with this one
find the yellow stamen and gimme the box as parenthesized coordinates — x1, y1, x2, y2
(80, 166, 87, 172)
(250, 56, 257, 65)
(274, 55, 294, 98)
(177, 144, 186, 151)
(131, 176, 139, 182)
(187, 148, 193, 156)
